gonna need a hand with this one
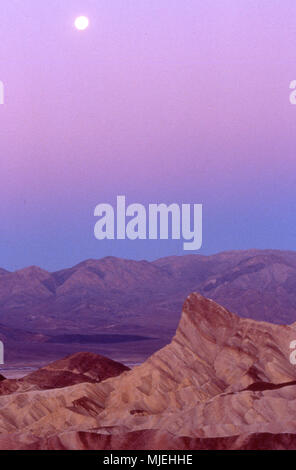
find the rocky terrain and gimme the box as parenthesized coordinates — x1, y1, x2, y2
(0, 352, 129, 396)
(0, 293, 296, 450)
(2, 249, 296, 365)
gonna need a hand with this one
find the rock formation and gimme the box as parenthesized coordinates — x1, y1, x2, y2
(0, 293, 296, 449)
(0, 352, 129, 396)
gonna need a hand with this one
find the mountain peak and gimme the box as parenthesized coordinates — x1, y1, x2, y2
(175, 293, 239, 352)
(15, 265, 50, 277)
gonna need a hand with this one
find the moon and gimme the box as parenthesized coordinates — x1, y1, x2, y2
(74, 16, 89, 31)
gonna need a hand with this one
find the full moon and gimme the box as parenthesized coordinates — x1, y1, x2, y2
(74, 16, 89, 31)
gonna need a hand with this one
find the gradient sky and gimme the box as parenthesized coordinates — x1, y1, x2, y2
(1, 0, 296, 271)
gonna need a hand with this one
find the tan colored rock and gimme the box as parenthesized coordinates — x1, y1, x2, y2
(1, 293, 296, 449)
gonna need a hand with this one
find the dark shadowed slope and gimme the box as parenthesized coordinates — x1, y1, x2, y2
(0, 352, 129, 396)
(22, 431, 296, 451)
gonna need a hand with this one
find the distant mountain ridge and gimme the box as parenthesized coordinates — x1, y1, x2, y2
(1, 249, 296, 364)
(1, 249, 296, 325)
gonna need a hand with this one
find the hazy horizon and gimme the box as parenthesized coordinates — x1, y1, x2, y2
(1, 246, 296, 273)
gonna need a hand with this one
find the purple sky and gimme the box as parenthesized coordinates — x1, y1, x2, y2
(1, 0, 296, 271)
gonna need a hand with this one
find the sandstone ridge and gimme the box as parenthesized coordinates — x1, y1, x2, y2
(0, 293, 296, 450)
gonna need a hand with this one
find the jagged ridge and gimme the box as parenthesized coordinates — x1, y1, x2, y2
(0, 293, 296, 449)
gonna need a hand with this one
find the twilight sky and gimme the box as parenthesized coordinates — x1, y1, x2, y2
(0, 0, 296, 271)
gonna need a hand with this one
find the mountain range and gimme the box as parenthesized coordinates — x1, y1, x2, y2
(1, 249, 296, 365)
